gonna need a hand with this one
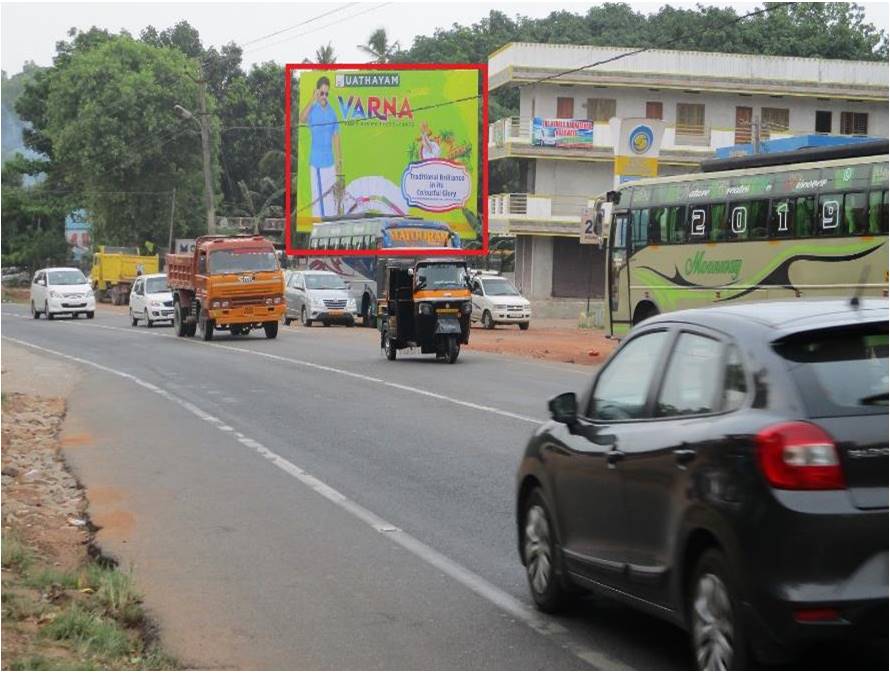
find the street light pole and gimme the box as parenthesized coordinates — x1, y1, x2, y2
(174, 83, 216, 235)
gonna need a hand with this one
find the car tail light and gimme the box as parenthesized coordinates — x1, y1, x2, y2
(756, 421, 845, 490)
(794, 607, 841, 623)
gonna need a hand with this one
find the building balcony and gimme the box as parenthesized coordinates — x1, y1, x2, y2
(488, 193, 595, 236)
(488, 116, 795, 165)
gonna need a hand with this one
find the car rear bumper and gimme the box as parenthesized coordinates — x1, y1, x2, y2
(208, 304, 285, 323)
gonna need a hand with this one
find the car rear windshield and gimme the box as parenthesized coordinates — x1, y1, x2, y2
(774, 322, 888, 417)
(48, 270, 87, 285)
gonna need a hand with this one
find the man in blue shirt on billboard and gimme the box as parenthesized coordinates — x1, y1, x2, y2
(300, 76, 343, 217)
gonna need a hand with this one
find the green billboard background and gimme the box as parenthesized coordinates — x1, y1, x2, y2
(295, 69, 479, 240)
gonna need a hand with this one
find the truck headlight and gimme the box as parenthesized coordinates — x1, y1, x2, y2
(418, 302, 433, 315)
(211, 300, 221, 309)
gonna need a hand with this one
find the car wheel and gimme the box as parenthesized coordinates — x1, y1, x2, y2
(283, 312, 292, 326)
(31, 301, 40, 319)
(130, 308, 138, 326)
(522, 489, 569, 613)
(301, 306, 312, 327)
(384, 332, 397, 360)
(144, 309, 152, 328)
(45, 302, 53, 321)
(689, 549, 747, 671)
(519, 322, 530, 331)
(482, 310, 495, 330)
(86, 311, 95, 320)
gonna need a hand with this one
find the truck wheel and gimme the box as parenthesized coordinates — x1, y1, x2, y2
(186, 321, 197, 337)
(174, 302, 188, 337)
(200, 316, 215, 341)
(263, 321, 279, 339)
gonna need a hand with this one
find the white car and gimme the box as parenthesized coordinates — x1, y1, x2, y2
(30, 267, 95, 320)
(470, 275, 531, 330)
(129, 273, 174, 327)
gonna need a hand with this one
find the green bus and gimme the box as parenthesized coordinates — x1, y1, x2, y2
(600, 152, 889, 336)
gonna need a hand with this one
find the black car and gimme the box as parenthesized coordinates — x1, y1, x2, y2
(516, 299, 888, 670)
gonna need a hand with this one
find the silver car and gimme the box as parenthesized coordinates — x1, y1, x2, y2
(283, 270, 358, 327)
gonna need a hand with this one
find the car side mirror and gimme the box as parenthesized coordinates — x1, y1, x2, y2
(548, 392, 578, 425)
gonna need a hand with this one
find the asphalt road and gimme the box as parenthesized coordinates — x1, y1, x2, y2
(2, 305, 885, 670)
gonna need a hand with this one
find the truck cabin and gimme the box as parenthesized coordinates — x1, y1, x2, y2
(192, 236, 280, 276)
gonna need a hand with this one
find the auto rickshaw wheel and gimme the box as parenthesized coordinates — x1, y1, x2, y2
(446, 336, 460, 364)
(384, 333, 397, 360)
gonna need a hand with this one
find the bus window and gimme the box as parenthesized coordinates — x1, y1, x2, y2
(728, 200, 769, 241)
(843, 192, 868, 234)
(817, 192, 843, 236)
(708, 203, 727, 242)
(867, 192, 883, 234)
(687, 206, 709, 241)
(648, 208, 666, 244)
(631, 210, 649, 251)
(667, 205, 687, 244)
(769, 199, 793, 238)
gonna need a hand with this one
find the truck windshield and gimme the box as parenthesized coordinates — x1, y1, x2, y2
(209, 250, 278, 275)
(415, 263, 468, 290)
(48, 270, 87, 285)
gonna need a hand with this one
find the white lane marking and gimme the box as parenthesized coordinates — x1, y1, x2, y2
(3, 312, 545, 425)
(3, 335, 628, 671)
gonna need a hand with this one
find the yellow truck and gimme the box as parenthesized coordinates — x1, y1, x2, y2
(90, 246, 160, 305)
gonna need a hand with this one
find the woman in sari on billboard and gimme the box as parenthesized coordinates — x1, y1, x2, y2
(300, 76, 343, 217)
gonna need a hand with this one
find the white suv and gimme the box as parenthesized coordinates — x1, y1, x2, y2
(30, 267, 95, 320)
(129, 273, 174, 327)
(470, 275, 531, 330)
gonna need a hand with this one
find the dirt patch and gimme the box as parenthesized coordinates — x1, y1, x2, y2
(1, 287, 29, 304)
(1, 392, 175, 670)
(466, 319, 617, 366)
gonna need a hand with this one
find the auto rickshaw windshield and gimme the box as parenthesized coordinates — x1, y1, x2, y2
(415, 263, 468, 290)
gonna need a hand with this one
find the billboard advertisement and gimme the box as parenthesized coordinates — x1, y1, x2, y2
(531, 117, 593, 149)
(288, 64, 486, 255)
(611, 117, 666, 185)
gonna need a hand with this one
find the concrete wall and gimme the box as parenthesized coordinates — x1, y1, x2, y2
(514, 235, 553, 299)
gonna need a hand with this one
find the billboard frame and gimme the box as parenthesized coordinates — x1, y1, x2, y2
(284, 62, 489, 257)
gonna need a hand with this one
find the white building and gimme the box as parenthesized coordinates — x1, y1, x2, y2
(487, 43, 889, 309)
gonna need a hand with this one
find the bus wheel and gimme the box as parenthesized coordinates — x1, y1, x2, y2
(633, 302, 659, 325)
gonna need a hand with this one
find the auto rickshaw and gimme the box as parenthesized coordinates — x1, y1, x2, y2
(377, 258, 472, 363)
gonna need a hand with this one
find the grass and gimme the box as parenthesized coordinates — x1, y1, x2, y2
(2, 532, 35, 573)
(2, 533, 175, 670)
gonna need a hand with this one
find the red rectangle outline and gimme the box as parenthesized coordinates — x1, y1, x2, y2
(284, 62, 489, 257)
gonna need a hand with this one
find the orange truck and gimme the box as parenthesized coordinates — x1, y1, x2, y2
(166, 235, 286, 341)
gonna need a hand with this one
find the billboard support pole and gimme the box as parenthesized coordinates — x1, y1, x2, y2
(167, 187, 176, 254)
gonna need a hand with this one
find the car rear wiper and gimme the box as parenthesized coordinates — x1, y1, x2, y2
(858, 392, 889, 405)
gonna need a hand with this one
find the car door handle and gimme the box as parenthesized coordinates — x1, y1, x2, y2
(606, 449, 625, 469)
(674, 448, 696, 468)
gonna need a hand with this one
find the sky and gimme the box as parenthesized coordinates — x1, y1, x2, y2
(2, 0, 889, 75)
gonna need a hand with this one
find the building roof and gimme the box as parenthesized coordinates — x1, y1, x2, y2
(488, 42, 889, 101)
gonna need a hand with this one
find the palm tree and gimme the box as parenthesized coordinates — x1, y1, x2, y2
(357, 28, 399, 63)
(313, 42, 336, 64)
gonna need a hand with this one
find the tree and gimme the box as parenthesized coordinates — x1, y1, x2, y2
(358, 28, 400, 63)
(313, 43, 337, 64)
(18, 33, 215, 247)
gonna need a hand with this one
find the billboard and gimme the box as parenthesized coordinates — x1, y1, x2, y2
(289, 64, 486, 255)
(611, 117, 666, 186)
(532, 117, 593, 149)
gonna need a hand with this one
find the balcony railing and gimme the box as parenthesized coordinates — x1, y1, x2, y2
(488, 193, 593, 218)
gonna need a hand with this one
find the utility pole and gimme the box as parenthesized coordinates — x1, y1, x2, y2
(175, 64, 216, 235)
(752, 115, 762, 154)
(167, 187, 177, 254)
(196, 79, 216, 234)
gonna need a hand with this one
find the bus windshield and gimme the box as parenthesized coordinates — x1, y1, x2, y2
(209, 250, 278, 274)
(415, 263, 468, 290)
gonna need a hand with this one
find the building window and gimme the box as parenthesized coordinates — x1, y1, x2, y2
(676, 103, 706, 138)
(586, 98, 616, 122)
(556, 97, 574, 119)
(840, 112, 868, 135)
(735, 106, 753, 144)
(645, 101, 663, 120)
(761, 107, 789, 140)
(815, 110, 832, 133)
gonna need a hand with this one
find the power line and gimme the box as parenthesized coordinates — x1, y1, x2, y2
(240, 3, 358, 48)
(245, 2, 392, 55)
